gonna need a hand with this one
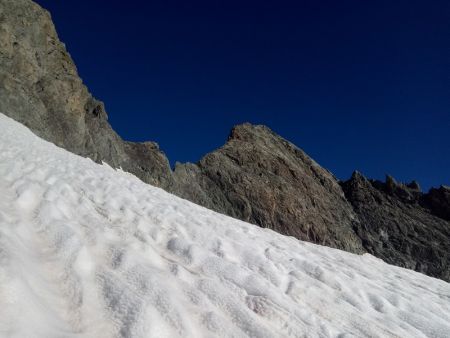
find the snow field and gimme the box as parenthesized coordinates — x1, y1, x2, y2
(0, 113, 449, 338)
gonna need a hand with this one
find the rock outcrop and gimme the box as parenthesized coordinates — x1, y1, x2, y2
(173, 124, 364, 253)
(0, 0, 174, 189)
(1, 0, 449, 281)
(342, 172, 450, 281)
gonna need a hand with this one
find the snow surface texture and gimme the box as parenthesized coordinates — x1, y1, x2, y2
(0, 113, 449, 338)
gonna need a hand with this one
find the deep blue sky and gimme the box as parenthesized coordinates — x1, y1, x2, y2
(35, 0, 449, 190)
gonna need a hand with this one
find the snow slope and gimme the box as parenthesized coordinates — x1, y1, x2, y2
(0, 113, 449, 338)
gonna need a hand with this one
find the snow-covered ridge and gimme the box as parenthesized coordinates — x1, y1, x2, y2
(0, 113, 448, 338)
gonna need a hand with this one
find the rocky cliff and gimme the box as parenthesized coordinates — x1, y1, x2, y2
(1, 0, 449, 281)
(342, 173, 450, 281)
(0, 0, 174, 189)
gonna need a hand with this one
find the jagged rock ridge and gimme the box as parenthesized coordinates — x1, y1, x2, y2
(342, 172, 450, 281)
(0, 0, 448, 281)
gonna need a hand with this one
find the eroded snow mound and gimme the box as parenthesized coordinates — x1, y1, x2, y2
(0, 113, 449, 338)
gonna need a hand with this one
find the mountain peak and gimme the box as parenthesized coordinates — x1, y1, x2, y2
(228, 123, 273, 142)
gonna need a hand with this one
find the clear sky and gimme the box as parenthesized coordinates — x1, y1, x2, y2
(35, 0, 449, 190)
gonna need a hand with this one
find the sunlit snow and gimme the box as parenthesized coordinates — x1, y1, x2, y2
(0, 113, 449, 338)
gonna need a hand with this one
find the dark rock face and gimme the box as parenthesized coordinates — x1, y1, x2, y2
(0, 0, 174, 189)
(173, 124, 365, 254)
(1, 0, 449, 281)
(342, 172, 450, 281)
(421, 186, 450, 221)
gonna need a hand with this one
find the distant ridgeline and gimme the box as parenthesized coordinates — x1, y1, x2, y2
(1, 0, 449, 281)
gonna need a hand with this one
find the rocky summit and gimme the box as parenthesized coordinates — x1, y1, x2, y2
(172, 124, 364, 254)
(0, 0, 449, 281)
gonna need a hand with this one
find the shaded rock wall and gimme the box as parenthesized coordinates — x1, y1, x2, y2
(421, 186, 450, 221)
(342, 172, 450, 281)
